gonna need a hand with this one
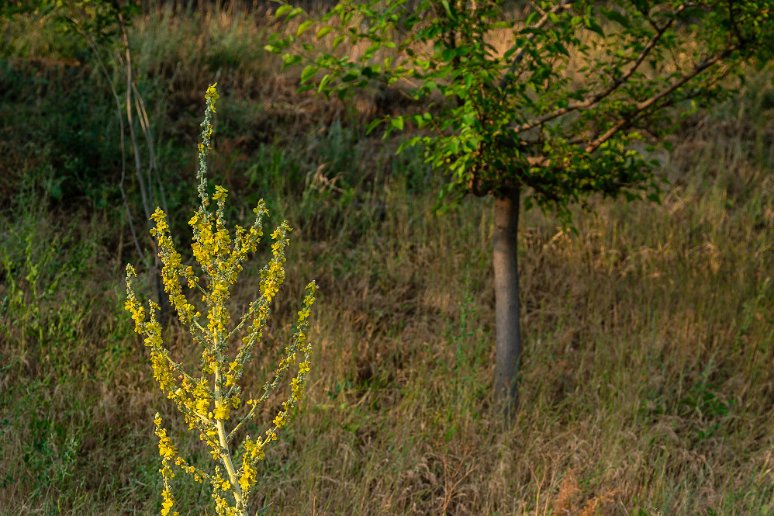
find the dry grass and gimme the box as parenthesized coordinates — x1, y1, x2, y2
(0, 4, 772, 514)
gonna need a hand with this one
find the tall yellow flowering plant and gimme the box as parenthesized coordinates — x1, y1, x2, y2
(125, 84, 316, 516)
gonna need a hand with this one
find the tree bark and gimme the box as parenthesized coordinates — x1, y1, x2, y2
(493, 188, 521, 416)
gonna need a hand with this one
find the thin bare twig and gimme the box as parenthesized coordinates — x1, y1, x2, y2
(117, 11, 169, 322)
(132, 82, 169, 214)
(118, 20, 151, 221)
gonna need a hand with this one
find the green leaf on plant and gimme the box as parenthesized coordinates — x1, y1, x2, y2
(275, 5, 293, 19)
(316, 26, 332, 39)
(300, 64, 318, 83)
(318, 74, 332, 93)
(297, 20, 313, 37)
(283, 53, 302, 66)
(440, 0, 453, 18)
(601, 8, 631, 28)
(366, 118, 383, 134)
(342, 70, 359, 82)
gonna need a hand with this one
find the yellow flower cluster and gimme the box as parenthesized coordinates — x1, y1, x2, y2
(150, 209, 199, 326)
(125, 84, 317, 516)
(154, 414, 179, 516)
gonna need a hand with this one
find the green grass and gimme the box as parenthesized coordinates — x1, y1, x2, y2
(0, 4, 772, 514)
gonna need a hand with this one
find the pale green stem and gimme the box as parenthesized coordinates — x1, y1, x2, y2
(227, 361, 286, 443)
(214, 364, 245, 514)
(227, 301, 259, 341)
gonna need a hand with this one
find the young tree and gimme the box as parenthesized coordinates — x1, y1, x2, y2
(267, 0, 771, 413)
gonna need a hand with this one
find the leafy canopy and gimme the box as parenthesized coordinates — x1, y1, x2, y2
(268, 0, 772, 218)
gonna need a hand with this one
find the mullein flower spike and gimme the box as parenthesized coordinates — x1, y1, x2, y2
(125, 84, 317, 516)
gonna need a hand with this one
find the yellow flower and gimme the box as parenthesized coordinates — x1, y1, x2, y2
(273, 411, 287, 429)
(205, 82, 219, 111)
(212, 185, 228, 202)
(213, 401, 230, 421)
(160, 488, 175, 516)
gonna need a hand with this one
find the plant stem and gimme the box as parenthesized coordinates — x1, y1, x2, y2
(214, 367, 245, 514)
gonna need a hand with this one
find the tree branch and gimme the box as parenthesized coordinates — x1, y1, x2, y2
(582, 47, 734, 153)
(513, 4, 684, 134)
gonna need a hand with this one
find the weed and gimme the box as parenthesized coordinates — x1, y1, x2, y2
(124, 84, 317, 515)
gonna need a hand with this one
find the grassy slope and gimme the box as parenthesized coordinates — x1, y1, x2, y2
(0, 5, 772, 514)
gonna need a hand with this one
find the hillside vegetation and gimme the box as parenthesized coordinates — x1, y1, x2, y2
(0, 4, 772, 514)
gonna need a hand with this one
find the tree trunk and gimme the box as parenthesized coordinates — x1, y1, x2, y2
(493, 188, 522, 415)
